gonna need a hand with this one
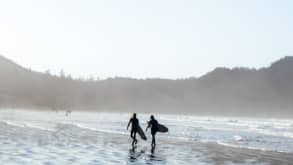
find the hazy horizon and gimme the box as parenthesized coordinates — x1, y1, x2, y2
(1, 0, 293, 79)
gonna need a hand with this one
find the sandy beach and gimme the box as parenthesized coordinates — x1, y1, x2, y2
(1, 124, 293, 165)
(0, 110, 293, 165)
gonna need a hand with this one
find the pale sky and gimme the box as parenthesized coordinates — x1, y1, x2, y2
(0, 0, 292, 79)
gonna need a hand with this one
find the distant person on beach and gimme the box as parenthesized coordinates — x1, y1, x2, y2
(65, 110, 72, 116)
(127, 113, 139, 146)
(146, 115, 159, 147)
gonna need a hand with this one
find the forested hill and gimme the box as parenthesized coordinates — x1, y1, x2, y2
(0, 55, 293, 117)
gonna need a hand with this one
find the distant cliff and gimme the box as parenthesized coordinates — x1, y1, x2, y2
(0, 55, 293, 117)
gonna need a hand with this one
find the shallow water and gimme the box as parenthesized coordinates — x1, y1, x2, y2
(0, 110, 293, 164)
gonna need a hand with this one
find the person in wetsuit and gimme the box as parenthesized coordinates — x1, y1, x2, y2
(127, 113, 139, 146)
(146, 115, 158, 148)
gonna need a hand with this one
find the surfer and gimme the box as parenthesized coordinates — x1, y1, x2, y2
(127, 113, 139, 146)
(146, 115, 159, 148)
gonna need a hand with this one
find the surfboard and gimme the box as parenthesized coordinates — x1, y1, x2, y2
(137, 125, 147, 140)
(157, 124, 168, 133)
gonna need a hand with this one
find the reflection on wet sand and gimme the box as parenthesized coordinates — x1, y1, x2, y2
(128, 145, 166, 165)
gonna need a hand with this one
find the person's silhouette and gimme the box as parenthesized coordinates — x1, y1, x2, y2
(146, 115, 158, 148)
(127, 113, 139, 146)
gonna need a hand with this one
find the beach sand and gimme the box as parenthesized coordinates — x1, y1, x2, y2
(106, 132, 293, 165)
(1, 110, 293, 165)
(1, 121, 292, 165)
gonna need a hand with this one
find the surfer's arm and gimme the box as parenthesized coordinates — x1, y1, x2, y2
(127, 119, 132, 130)
(145, 121, 150, 132)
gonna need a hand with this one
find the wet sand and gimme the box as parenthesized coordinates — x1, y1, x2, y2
(105, 132, 293, 165)
(0, 123, 293, 165)
(0, 110, 293, 164)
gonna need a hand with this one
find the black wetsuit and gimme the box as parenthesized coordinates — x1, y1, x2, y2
(148, 119, 158, 147)
(128, 118, 139, 145)
(149, 119, 158, 135)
